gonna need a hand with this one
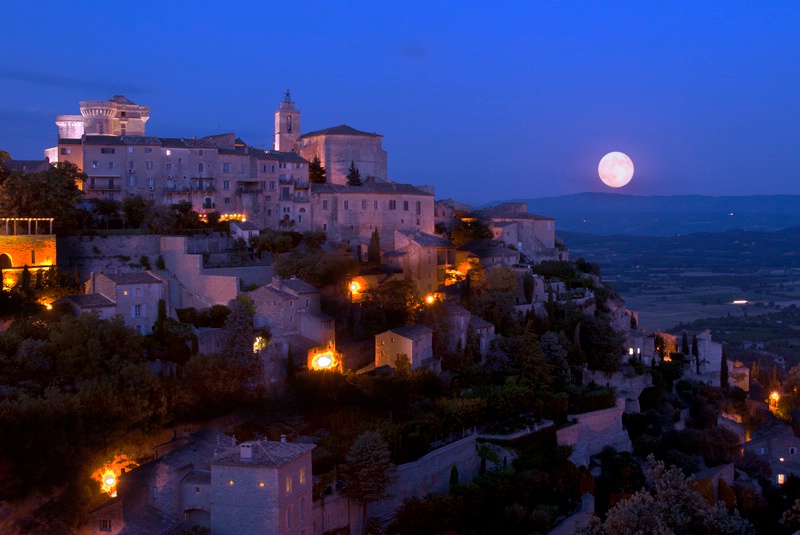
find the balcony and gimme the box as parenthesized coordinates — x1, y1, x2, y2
(164, 182, 215, 192)
(88, 183, 121, 191)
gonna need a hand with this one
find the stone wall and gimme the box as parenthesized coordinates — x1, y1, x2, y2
(368, 432, 481, 522)
(557, 397, 632, 467)
(58, 235, 162, 281)
(160, 236, 239, 309)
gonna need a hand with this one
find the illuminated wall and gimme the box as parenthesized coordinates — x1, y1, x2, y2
(0, 221, 56, 289)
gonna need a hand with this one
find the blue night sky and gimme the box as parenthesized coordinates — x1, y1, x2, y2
(1, 1, 799, 205)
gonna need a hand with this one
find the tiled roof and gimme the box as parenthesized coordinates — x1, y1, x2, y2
(399, 229, 453, 248)
(476, 202, 554, 221)
(66, 293, 115, 308)
(232, 221, 260, 231)
(249, 148, 308, 163)
(281, 277, 319, 294)
(469, 315, 494, 330)
(386, 324, 433, 340)
(182, 470, 211, 485)
(103, 272, 162, 285)
(311, 180, 432, 196)
(299, 124, 381, 138)
(109, 95, 137, 105)
(212, 440, 315, 468)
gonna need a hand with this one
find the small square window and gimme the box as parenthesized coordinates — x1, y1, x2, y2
(99, 519, 112, 531)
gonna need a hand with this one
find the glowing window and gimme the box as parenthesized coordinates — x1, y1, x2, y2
(228, 480, 234, 486)
(779, 474, 786, 485)
(299, 467, 306, 484)
(285, 476, 292, 493)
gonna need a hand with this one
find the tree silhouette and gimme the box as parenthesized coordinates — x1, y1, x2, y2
(308, 155, 326, 184)
(346, 161, 362, 186)
(339, 431, 396, 534)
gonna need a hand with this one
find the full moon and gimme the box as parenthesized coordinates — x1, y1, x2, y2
(598, 151, 634, 188)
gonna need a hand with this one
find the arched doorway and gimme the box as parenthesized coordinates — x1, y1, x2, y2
(0, 254, 12, 269)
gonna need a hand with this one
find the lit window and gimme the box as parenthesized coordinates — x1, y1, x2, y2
(165, 149, 172, 156)
(779, 474, 786, 485)
(92, 160, 99, 169)
(285, 476, 292, 493)
(299, 467, 306, 484)
(228, 480, 234, 486)
(259, 482, 265, 488)
(60, 148, 70, 155)
(123, 290, 129, 296)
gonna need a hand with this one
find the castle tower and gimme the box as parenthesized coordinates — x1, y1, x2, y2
(274, 90, 300, 152)
(78, 95, 149, 136)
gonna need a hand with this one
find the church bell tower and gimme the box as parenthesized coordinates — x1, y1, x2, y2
(274, 90, 300, 152)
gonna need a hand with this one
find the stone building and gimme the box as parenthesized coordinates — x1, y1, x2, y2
(298, 124, 387, 184)
(65, 271, 167, 334)
(83, 431, 315, 535)
(375, 324, 437, 371)
(249, 276, 337, 373)
(474, 202, 565, 264)
(382, 229, 454, 295)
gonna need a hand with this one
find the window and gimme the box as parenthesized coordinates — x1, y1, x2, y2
(239, 163, 245, 173)
(149, 193, 154, 201)
(300, 467, 306, 484)
(758, 447, 766, 455)
(147, 178, 154, 190)
(166, 163, 173, 172)
(263, 164, 268, 172)
(144, 147, 153, 153)
(792, 447, 797, 455)
(222, 163, 231, 173)
(261, 182, 266, 190)
(362, 200, 367, 210)
(128, 175, 136, 187)
(323, 200, 329, 210)
(194, 486, 201, 494)
(135, 288, 141, 297)
(416, 201, 421, 215)
(165, 149, 172, 156)
(127, 147, 134, 153)
(31, 250, 35, 264)
(779, 473, 786, 485)
(300, 497, 306, 519)
(107, 161, 114, 169)
(60, 148, 70, 155)
(343, 200, 349, 210)
(323, 223, 327, 231)
(287, 505, 293, 529)
(99, 519, 111, 531)
(133, 304, 142, 318)
(403, 201, 409, 211)
(146, 161, 154, 170)
(225, 198, 231, 204)
(223, 180, 230, 190)
(101, 148, 115, 154)
(374, 200, 378, 210)
(279, 163, 287, 169)
(388, 200, 397, 210)
(197, 163, 204, 172)
(269, 181, 275, 191)
(198, 149, 204, 157)
(285, 476, 292, 492)
(92, 160, 99, 169)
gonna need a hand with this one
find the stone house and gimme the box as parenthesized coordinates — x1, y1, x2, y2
(64, 270, 167, 334)
(249, 276, 336, 372)
(744, 419, 800, 487)
(375, 325, 438, 371)
(83, 431, 314, 535)
(382, 229, 455, 295)
(0, 217, 57, 292)
(474, 202, 565, 264)
(230, 220, 260, 243)
(456, 239, 520, 270)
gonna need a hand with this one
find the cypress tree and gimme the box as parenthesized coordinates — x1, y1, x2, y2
(346, 161, 362, 186)
(720, 348, 729, 389)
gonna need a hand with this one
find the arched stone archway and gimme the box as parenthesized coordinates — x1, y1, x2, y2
(0, 254, 12, 269)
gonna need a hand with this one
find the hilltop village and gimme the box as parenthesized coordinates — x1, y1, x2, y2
(0, 94, 797, 535)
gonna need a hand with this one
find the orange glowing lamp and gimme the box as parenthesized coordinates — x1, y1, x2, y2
(312, 352, 335, 370)
(425, 294, 435, 305)
(349, 281, 361, 293)
(771, 391, 780, 405)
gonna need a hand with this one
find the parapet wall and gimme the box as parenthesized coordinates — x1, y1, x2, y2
(557, 397, 632, 467)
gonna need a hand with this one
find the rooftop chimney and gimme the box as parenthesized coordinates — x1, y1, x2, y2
(240, 443, 253, 461)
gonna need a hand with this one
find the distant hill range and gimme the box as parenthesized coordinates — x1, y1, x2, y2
(489, 193, 800, 236)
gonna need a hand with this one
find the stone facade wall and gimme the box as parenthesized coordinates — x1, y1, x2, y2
(299, 134, 387, 184)
(58, 235, 162, 282)
(557, 397, 632, 467)
(160, 236, 239, 309)
(368, 433, 481, 522)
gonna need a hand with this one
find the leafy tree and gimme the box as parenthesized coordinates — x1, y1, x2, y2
(579, 456, 754, 534)
(368, 228, 381, 264)
(219, 300, 262, 381)
(308, 155, 326, 184)
(449, 218, 493, 247)
(681, 331, 690, 355)
(693, 334, 700, 373)
(122, 195, 151, 229)
(346, 161, 362, 186)
(470, 267, 520, 336)
(339, 431, 396, 534)
(579, 315, 624, 373)
(0, 162, 85, 234)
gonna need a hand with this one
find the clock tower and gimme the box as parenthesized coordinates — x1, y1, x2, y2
(274, 90, 301, 152)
